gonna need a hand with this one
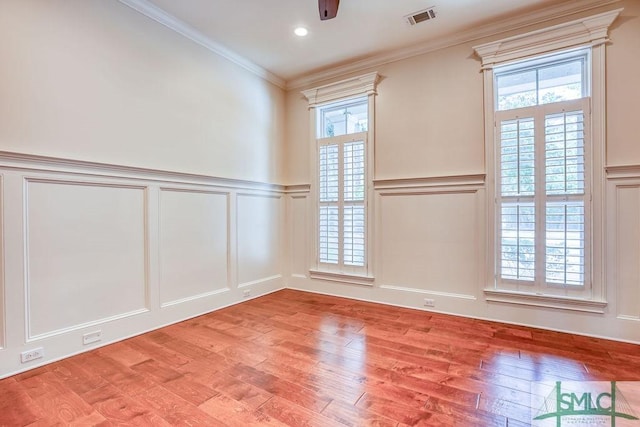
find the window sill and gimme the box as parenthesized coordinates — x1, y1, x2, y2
(309, 269, 374, 287)
(484, 289, 607, 314)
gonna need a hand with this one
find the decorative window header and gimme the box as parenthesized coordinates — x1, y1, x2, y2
(473, 9, 622, 70)
(302, 72, 380, 107)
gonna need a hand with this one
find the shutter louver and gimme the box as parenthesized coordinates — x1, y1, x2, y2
(319, 144, 339, 264)
(500, 118, 535, 196)
(343, 141, 365, 266)
(545, 110, 585, 286)
(501, 202, 535, 281)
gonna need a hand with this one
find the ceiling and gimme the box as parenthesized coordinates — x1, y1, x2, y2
(139, 0, 599, 85)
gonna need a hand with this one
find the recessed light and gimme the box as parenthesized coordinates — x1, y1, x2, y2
(294, 27, 308, 37)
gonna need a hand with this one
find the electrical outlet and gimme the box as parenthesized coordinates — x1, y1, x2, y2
(424, 298, 435, 307)
(21, 347, 44, 364)
(83, 330, 102, 345)
(242, 289, 251, 298)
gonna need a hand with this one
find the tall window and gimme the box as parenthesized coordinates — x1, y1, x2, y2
(494, 48, 591, 295)
(302, 72, 378, 284)
(317, 98, 368, 272)
(474, 10, 619, 309)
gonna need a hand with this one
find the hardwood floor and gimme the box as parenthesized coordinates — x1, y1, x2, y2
(1, 289, 639, 426)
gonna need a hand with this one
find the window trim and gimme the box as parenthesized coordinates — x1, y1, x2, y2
(302, 72, 379, 284)
(473, 9, 621, 309)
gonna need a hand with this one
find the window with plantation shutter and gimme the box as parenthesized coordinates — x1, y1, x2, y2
(316, 97, 368, 274)
(493, 48, 591, 296)
(302, 73, 378, 285)
(474, 10, 618, 310)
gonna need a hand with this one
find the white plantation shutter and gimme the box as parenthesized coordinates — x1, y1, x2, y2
(500, 202, 535, 281)
(496, 100, 589, 290)
(318, 137, 367, 269)
(544, 110, 586, 286)
(499, 117, 536, 283)
(545, 111, 585, 195)
(319, 144, 339, 264)
(545, 201, 584, 285)
(500, 118, 535, 197)
(343, 141, 365, 266)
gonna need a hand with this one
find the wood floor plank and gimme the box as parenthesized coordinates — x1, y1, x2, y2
(1, 289, 638, 426)
(225, 363, 333, 413)
(206, 371, 274, 410)
(134, 385, 225, 426)
(321, 398, 398, 427)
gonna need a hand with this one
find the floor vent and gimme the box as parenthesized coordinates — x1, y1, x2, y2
(406, 7, 436, 26)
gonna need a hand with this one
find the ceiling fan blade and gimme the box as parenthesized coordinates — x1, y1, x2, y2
(318, 0, 340, 20)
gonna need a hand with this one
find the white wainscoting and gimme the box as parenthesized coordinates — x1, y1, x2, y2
(286, 171, 640, 344)
(0, 152, 285, 379)
(0, 174, 4, 350)
(236, 193, 284, 288)
(159, 188, 230, 308)
(377, 188, 483, 301)
(287, 186, 310, 279)
(287, 175, 486, 311)
(607, 166, 640, 322)
(25, 178, 148, 340)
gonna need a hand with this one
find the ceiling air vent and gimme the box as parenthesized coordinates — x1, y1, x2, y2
(405, 7, 436, 26)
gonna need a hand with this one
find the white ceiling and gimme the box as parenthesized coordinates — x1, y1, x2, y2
(140, 0, 599, 85)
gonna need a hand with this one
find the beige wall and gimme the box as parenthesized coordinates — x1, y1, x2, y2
(285, 1, 640, 344)
(0, 0, 285, 183)
(375, 43, 485, 180)
(286, 1, 640, 182)
(284, 41, 486, 183)
(607, 0, 640, 166)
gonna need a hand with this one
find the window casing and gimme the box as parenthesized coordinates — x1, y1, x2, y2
(317, 98, 368, 274)
(474, 9, 620, 309)
(494, 50, 591, 297)
(302, 73, 378, 284)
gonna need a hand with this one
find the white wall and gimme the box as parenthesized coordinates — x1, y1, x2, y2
(0, 0, 286, 378)
(285, 0, 640, 344)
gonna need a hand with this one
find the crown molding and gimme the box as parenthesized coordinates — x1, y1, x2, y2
(118, 0, 286, 89)
(286, 0, 621, 90)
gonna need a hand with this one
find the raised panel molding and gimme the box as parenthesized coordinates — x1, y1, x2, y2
(376, 186, 484, 300)
(289, 194, 309, 279)
(0, 174, 4, 349)
(159, 188, 230, 308)
(0, 153, 286, 378)
(236, 193, 284, 288)
(611, 181, 640, 320)
(24, 178, 148, 340)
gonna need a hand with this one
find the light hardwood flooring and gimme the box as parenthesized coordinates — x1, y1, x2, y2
(1, 289, 639, 426)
